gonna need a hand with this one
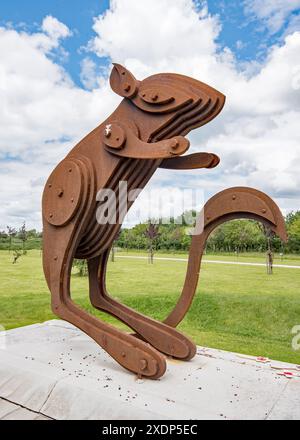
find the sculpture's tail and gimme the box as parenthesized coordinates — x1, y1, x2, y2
(164, 187, 287, 328)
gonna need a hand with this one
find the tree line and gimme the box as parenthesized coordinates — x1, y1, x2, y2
(116, 211, 300, 254)
(1, 211, 299, 254)
(0, 223, 42, 252)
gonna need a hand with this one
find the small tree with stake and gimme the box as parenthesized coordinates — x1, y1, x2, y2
(12, 250, 22, 264)
(111, 230, 121, 262)
(258, 223, 274, 275)
(19, 222, 27, 254)
(144, 222, 160, 264)
(265, 227, 274, 275)
(6, 226, 17, 253)
(73, 259, 88, 276)
(124, 229, 134, 252)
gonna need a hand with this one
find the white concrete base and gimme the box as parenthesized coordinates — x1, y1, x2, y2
(0, 320, 299, 420)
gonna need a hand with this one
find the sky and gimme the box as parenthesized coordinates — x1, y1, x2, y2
(0, 0, 300, 230)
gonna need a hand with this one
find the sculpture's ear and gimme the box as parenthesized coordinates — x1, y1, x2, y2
(110, 63, 140, 99)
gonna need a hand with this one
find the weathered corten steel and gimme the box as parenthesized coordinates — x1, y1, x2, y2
(42, 64, 287, 379)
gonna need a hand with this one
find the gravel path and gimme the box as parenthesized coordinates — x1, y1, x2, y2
(116, 255, 300, 269)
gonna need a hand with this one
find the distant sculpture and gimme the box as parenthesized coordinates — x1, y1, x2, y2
(42, 64, 287, 379)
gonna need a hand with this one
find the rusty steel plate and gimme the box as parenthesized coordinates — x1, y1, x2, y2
(43, 160, 83, 226)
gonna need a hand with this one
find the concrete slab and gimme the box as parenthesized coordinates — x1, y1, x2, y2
(0, 398, 51, 420)
(0, 320, 299, 420)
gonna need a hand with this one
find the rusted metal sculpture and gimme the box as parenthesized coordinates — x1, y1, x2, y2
(42, 64, 287, 379)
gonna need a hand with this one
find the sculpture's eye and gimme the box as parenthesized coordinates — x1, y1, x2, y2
(139, 88, 175, 105)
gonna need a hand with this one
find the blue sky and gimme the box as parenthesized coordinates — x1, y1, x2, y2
(1, 0, 299, 87)
(0, 0, 110, 86)
(0, 0, 299, 229)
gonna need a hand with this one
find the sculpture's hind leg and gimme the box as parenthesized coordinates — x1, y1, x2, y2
(88, 251, 196, 360)
(45, 243, 166, 379)
(164, 187, 288, 328)
(42, 155, 166, 379)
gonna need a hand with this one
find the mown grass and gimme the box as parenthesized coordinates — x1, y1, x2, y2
(0, 249, 299, 364)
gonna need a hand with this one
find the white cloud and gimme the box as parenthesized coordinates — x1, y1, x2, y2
(284, 12, 300, 36)
(80, 57, 99, 89)
(0, 21, 120, 230)
(89, 0, 300, 220)
(89, 0, 220, 65)
(0, 0, 299, 230)
(41, 15, 72, 41)
(244, 0, 300, 34)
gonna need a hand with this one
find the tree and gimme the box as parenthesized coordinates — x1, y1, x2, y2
(111, 230, 121, 262)
(257, 223, 275, 275)
(286, 211, 300, 253)
(18, 222, 27, 254)
(171, 227, 183, 251)
(73, 259, 88, 276)
(12, 250, 22, 264)
(144, 222, 160, 264)
(124, 229, 134, 252)
(265, 227, 274, 275)
(6, 226, 17, 253)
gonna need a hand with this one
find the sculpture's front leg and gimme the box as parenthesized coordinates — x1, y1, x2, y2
(88, 251, 196, 361)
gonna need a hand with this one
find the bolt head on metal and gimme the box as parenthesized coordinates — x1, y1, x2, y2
(139, 359, 147, 371)
(57, 188, 64, 198)
(171, 139, 179, 150)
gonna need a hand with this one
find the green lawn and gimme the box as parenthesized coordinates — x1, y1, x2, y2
(0, 249, 299, 364)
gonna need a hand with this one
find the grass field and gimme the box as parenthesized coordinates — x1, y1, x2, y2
(0, 249, 299, 364)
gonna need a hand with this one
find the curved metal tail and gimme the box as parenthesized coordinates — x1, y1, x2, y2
(164, 187, 287, 328)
